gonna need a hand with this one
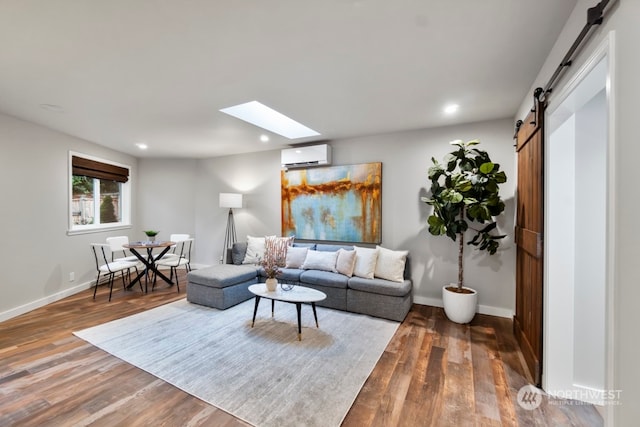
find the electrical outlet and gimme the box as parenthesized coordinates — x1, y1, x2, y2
(69, 272, 75, 282)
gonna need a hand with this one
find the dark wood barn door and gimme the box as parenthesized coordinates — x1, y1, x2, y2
(514, 97, 544, 385)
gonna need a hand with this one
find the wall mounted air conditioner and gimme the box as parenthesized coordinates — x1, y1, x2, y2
(281, 144, 332, 168)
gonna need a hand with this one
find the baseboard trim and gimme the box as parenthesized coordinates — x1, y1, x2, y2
(0, 264, 209, 323)
(1, 279, 514, 322)
(413, 296, 513, 319)
(0, 280, 94, 323)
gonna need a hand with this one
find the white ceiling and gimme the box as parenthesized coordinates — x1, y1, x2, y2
(0, 0, 576, 158)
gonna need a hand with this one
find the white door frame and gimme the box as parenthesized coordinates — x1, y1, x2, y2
(543, 31, 616, 424)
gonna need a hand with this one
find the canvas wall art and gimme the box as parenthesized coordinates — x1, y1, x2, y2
(281, 162, 382, 243)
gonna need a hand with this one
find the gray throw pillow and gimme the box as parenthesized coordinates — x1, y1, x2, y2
(232, 242, 248, 265)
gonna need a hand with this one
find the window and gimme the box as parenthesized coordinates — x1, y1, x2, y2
(69, 152, 131, 233)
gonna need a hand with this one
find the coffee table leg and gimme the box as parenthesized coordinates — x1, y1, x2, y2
(311, 302, 319, 328)
(296, 302, 302, 341)
(252, 296, 261, 327)
(271, 299, 275, 317)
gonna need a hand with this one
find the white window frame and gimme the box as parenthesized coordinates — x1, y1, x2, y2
(67, 151, 132, 235)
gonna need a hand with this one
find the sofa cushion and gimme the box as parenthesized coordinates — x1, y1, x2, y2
(299, 270, 348, 289)
(353, 246, 379, 279)
(374, 246, 409, 283)
(301, 250, 338, 272)
(348, 276, 412, 297)
(277, 268, 304, 282)
(336, 248, 357, 277)
(316, 243, 354, 252)
(188, 264, 258, 288)
(285, 246, 308, 269)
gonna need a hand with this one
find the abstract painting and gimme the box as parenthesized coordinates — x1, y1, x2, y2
(281, 162, 382, 243)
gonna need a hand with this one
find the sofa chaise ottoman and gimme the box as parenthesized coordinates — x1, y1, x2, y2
(186, 264, 258, 310)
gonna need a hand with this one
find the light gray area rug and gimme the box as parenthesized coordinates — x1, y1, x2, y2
(74, 298, 399, 427)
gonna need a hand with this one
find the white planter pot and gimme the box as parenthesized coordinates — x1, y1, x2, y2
(442, 285, 478, 324)
(265, 278, 277, 292)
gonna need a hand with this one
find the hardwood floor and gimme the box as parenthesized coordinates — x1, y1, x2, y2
(0, 271, 602, 426)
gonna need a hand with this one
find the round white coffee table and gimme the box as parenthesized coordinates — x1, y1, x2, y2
(248, 283, 327, 341)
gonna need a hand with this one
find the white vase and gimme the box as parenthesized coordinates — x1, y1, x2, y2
(442, 284, 478, 324)
(265, 278, 277, 292)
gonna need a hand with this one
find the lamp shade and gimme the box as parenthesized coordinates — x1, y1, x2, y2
(219, 192, 243, 209)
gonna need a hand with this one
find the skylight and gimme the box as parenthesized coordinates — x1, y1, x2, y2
(220, 101, 320, 139)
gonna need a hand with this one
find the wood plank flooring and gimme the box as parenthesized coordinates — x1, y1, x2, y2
(0, 271, 602, 426)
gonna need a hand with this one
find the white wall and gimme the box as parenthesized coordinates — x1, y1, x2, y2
(137, 157, 197, 248)
(546, 114, 576, 392)
(0, 112, 138, 320)
(573, 89, 607, 389)
(194, 149, 288, 265)
(5, 114, 516, 321)
(516, 0, 640, 422)
(187, 118, 517, 316)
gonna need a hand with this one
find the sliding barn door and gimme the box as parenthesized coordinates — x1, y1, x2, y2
(514, 98, 544, 386)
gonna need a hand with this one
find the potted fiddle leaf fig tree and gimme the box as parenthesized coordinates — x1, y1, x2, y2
(421, 139, 507, 324)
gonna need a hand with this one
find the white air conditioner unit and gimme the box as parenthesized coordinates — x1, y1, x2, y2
(281, 144, 332, 168)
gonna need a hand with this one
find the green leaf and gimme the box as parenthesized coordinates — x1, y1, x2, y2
(486, 180, 498, 193)
(428, 164, 444, 180)
(446, 159, 457, 172)
(427, 215, 446, 236)
(467, 204, 490, 221)
(479, 222, 497, 233)
(463, 197, 477, 205)
(456, 179, 472, 192)
(479, 162, 495, 174)
(494, 171, 507, 183)
(442, 189, 463, 204)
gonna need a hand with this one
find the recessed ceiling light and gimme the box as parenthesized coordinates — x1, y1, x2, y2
(260, 134, 270, 143)
(220, 101, 320, 139)
(444, 104, 459, 114)
(39, 103, 64, 113)
(135, 143, 148, 150)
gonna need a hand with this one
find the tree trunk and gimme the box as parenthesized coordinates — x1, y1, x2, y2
(458, 208, 465, 290)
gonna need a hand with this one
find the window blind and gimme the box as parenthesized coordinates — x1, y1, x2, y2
(72, 156, 129, 183)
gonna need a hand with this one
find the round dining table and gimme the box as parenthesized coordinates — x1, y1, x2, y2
(123, 240, 175, 293)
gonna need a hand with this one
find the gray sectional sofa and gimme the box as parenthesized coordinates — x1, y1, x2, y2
(187, 241, 413, 322)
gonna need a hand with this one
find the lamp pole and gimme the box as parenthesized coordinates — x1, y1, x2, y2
(219, 192, 242, 264)
(222, 207, 236, 263)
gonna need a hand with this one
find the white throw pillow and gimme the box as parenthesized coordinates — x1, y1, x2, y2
(353, 246, 379, 279)
(336, 248, 357, 277)
(374, 246, 408, 283)
(285, 246, 308, 269)
(301, 250, 338, 273)
(242, 235, 269, 264)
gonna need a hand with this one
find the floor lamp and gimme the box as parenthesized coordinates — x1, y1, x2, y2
(220, 192, 243, 264)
